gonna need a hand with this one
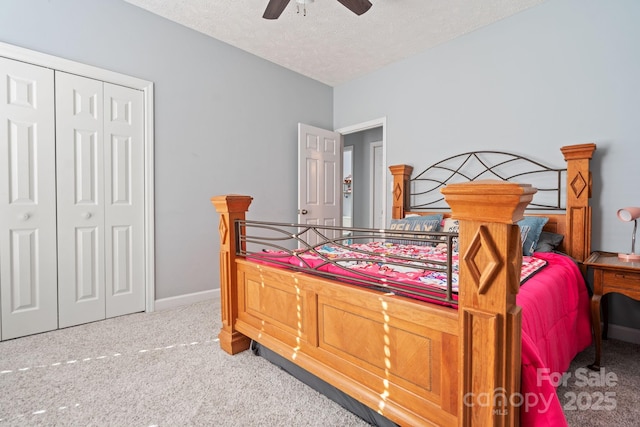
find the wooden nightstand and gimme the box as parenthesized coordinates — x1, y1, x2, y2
(584, 251, 640, 370)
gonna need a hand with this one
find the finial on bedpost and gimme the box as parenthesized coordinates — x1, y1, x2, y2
(442, 180, 536, 427)
(561, 143, 596, 264)
(211, 194, 253, 355)
(389, 165, 413, 219)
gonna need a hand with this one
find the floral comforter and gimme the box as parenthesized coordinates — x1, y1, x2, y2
(251, 241, 548, 306)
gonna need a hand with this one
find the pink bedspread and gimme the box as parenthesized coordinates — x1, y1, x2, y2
(518, 252, 592, 426)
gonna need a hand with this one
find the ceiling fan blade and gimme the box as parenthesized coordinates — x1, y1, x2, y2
(263, 0, 291, 19)
(336, 0, 372, 16)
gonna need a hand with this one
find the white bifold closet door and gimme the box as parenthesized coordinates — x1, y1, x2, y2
(56, 72, 145, 328)
(0, 57, 58, 340)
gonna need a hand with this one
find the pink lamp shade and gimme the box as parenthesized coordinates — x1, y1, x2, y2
(617, 207, 640, 222)
(618, 207, 640, 262)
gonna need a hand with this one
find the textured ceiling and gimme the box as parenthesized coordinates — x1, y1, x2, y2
(123, 0, 546, 86)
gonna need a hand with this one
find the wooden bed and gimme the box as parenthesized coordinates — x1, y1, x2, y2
(211, 143, 596, 426)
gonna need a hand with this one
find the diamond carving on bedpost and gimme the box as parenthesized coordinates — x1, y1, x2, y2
(442, 180, 536, 427)
(219, 215, 228, 245)
(464, 225, 503, 295)
(211, 195, 253, 355)
(570, 172, 587, 199)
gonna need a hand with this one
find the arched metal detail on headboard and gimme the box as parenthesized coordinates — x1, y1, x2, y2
(408, 151, 566, 211)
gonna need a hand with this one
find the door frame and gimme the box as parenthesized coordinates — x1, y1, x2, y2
(335, 117, 387, 226)
(0, 41, 156, 312)
(342, 145, 354, 227)
(369, 140, 383, 229)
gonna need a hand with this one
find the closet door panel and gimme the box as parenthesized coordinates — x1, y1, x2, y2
(0, 57, 58, 339)
(104, 83, 145, 317)
(56, 71, 106, 328)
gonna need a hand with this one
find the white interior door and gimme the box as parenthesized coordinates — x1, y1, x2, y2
(370, 141, 384, 229)
(56, 73, 146, 328)
(56, 71, 106, 328)
(103, 82, 145, 318)
(0, 57, 58, 339)
(298, 123, 342, 246)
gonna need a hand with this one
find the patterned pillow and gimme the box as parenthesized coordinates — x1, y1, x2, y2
(441, 217, 459, 233)
(518, 216, 549, 256)
(388, 214, 443, 245)
(403, 214, 444, 223)
(439, 218, 531, 253)
(440, 217, 460, 251)
(519, 225, 531, 252)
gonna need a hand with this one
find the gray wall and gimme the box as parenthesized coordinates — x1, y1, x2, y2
(0, 0, 333, 300)
(335, 0, 640, 329)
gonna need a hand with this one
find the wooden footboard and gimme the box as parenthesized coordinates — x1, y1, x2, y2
(237, 260, 459, 425)
(212, 181, 535, 426)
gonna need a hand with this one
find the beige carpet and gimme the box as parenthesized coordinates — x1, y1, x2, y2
(0, 299, 368, 426)
(558, 336, 640, 427)
(1, 298, 638, 426)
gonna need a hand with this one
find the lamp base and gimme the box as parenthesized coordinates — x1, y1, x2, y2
(618, 252, 640, 262)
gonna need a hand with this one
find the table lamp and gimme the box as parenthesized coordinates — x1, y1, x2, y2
(617, 207, 640, 262)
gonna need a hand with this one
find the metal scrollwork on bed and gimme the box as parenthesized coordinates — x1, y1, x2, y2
(406, 150, 567, 211)
(236, 220, 458, 306)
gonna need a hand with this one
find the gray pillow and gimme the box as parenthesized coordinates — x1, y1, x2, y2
(535, 231, 564, 252)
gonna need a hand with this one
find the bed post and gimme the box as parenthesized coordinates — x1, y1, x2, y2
(442, 181, 536, 427)
(561, 143, 596, 264)
(211, 195, 253, 355)
(389, 164, 413, 219)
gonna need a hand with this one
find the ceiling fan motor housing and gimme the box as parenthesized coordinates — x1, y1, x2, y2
(263, 0, 372, 19)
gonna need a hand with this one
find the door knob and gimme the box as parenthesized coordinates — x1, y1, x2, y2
(300, 209, 308, 215)
(20, 213, 30, 221)
(82, 212, 92, 219)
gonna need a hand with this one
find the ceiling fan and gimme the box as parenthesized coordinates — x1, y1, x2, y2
(263, 0, 372, 19)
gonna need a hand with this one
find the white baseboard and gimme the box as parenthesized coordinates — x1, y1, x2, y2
(605, 323, 640, 345)
(153, 289, 220, 311)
